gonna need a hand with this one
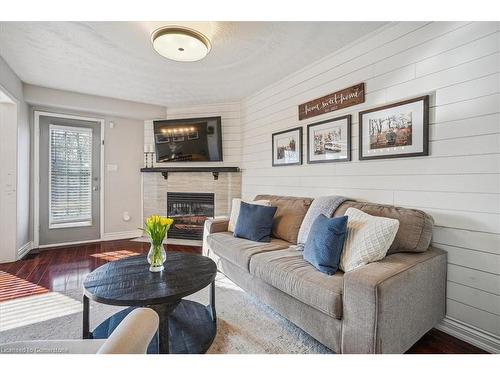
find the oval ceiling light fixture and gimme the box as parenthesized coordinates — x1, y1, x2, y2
(151, 26, 211, 62)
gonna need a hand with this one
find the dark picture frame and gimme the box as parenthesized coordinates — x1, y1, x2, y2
(272, 127, 303, 167)
(155, 134, 170, 144)
(187, 131, 199, 140)
(307, 115, 351, 164)
(172, 136, 185, 142)
(359, 95, 429, 161)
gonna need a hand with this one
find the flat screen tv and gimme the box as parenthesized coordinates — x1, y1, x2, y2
(153, 116, 223, 162)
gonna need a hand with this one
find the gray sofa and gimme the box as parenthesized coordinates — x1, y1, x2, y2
(203, 195, 447, 354)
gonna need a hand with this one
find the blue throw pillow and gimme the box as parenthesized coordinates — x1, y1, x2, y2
(233, 201, 277, 242)
(303, 214, 348, 275)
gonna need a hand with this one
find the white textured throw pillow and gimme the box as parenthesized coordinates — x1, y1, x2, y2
(228, 198, 271, 232)
(339, 208, 400, 272)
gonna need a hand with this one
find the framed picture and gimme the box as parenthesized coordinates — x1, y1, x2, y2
(172, 136, 185, 142)
(155, 134, 170, 144)
(272, 127, 302, 166)
(187, 131, 199, 140)
(307, 115, 351, 163)
(359, 95, 429, 160)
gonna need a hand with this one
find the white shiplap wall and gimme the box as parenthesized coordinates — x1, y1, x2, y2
(144, 102, 241, 167)
(240, 22, 500, 352)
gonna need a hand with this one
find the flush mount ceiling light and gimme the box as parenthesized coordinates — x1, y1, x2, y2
(151, 26, 211, 62)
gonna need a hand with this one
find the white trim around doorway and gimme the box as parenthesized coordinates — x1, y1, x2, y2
(33, 110, 105, 248)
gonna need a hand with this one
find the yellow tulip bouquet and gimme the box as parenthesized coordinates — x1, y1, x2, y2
(140, 215, 174, 272)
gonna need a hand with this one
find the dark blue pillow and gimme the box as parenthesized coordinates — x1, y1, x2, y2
(303, 214, 348, 275)
(233, 201, 277, 242)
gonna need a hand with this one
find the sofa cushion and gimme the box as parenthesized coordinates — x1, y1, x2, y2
(334, 201, 434, 254)
(250, 248, 344, 319)
(254, 195, 313, 244)
(207, 232, 290, 271)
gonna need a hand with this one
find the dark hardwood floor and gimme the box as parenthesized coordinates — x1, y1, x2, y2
(0, 239, 487, 354)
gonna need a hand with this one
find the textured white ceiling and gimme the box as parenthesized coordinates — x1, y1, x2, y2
(0, 22, 386, 106)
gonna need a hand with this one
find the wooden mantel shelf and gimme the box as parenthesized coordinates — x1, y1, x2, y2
(140, 166, 240, 180)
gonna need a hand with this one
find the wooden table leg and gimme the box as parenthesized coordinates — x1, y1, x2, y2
(82, 295, 91, 339)
(209, 280, 216, 322)
(158, 310, 169, 354)
(149, 301, 180, 354)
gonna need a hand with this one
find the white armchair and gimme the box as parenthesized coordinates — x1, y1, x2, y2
(0, 308, 159, 354)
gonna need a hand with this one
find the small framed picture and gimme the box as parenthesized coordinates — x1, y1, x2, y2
(272, 127, 302, 166)
(187, 131, 199, 140)
(307, 115, 351, 163)
(172, 136, 185, 142)
(359, 95, 429, 160)
(155, 134, 170, 143)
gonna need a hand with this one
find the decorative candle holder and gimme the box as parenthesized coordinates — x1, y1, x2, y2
(148, 152, 155, 168)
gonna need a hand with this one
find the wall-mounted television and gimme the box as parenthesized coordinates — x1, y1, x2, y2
(153, 116, 223, 162)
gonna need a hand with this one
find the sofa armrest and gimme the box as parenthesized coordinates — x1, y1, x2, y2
(0, 308, 159, 354)
(204, 217, 229, 234)
(341, 247, 447, 353)
(203, 217, 229, 257)
(97, 308, 159, 354)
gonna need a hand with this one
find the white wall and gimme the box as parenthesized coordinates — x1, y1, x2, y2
(144, 102, 241, 167)
(0, 100, 18, 262)
(0, 55, 31, 257)
(102, 116, 147, 236)
(24, 84, 165, 121)
(240, 22, 500, 352)
(25, 85, 167, 241)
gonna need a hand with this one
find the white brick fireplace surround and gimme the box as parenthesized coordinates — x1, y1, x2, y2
(142, 102, 243, 240)
(142, 171, 241, 223)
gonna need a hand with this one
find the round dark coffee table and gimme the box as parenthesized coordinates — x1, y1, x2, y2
(82, 251, 217, 354)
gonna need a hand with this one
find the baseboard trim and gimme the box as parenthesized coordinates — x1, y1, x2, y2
(17, 241, 33, 259)
(38, 238, 103, 249)
(37, 230, 142, 249)
(166, 238, 203, 246)
(131, 236, 202, 246)
(436, 316, 500, 353)
(101, 230, 142, 241)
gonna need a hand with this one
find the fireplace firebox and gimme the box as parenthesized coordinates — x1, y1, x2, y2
(167, 192, 214, 240)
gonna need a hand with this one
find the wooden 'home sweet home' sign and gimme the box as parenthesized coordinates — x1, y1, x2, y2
(298, 83, 365, 120)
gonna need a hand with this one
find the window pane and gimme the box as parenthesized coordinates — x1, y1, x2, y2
(49, 125, 92, 227)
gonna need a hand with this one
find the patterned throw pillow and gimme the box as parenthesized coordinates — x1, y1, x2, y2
(339, 208, 400, 272)
(228, 198, 271, 232)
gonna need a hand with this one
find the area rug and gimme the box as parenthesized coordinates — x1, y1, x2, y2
(0, 273, 332, 354)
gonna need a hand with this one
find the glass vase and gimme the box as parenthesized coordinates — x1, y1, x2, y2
(147, 242, 166, 272)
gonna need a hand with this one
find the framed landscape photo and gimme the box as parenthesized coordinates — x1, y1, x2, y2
(172, 135, 185, 142)
(155, 134, 170, 144)
(187, 131, 199, 140)
(359, 95, 429, 160)
(272, 127, 303, 166)
(307, 115, 351, 164)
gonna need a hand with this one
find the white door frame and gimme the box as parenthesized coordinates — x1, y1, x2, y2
(0, 85, 19, 261)
(33, 110, 105, 248)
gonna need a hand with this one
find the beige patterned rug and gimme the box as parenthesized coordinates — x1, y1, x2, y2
(0, 273, 331, 354)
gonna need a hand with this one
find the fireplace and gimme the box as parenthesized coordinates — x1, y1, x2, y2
(167, 192, 214, 240)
